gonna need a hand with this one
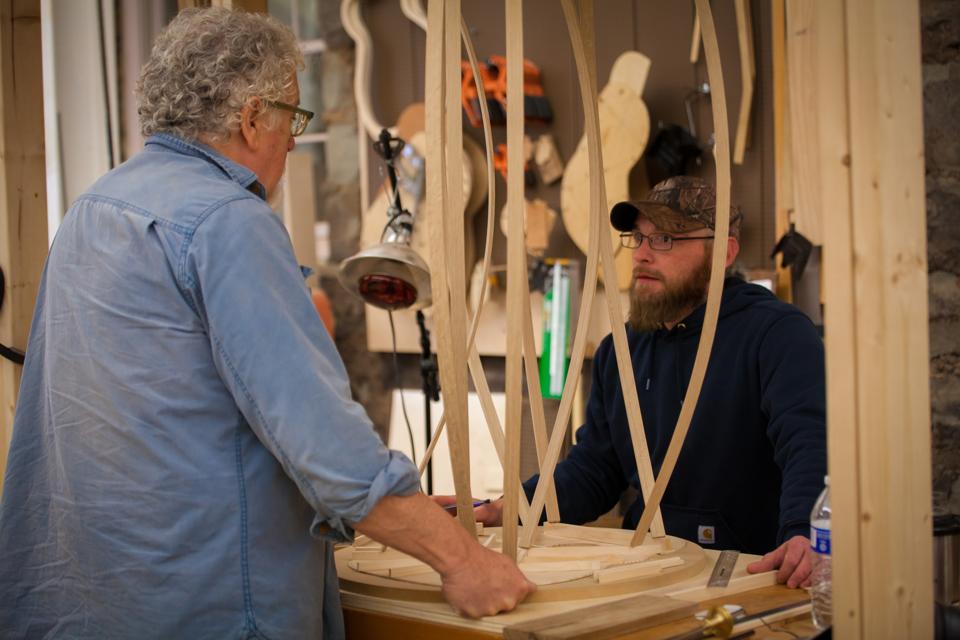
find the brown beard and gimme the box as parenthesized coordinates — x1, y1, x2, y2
(628, 253, 712, 332)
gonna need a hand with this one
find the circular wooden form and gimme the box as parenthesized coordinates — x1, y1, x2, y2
(337, 527, 706, 604)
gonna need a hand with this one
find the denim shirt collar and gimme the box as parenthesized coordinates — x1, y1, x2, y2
(146, 133, 267, 200)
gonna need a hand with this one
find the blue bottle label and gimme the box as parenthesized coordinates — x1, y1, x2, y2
(811, 525, 831, 555)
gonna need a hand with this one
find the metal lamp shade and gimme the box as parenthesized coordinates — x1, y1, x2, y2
(338, 242, 432, 310)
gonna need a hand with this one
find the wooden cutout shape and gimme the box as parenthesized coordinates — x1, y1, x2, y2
(534, 134, 564, 185)
(560, 50, 652, 291)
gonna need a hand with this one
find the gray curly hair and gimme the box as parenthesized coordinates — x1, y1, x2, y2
(136, 7, 303, 143)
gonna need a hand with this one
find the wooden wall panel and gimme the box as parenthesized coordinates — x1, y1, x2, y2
(820, 0, 934, 636)
(0, 0, 46, 493)
(843, 0, 933, 636)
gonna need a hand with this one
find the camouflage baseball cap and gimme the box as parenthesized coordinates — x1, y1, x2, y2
(610, 176, 743, 236)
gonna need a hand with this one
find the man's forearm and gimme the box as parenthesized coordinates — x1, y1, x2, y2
(353, 492, 475, 576)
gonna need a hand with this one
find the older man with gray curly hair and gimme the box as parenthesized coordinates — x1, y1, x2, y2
(0, 7, 533, 639)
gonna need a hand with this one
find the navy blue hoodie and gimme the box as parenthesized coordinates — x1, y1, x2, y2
(524, 277, 827, 554)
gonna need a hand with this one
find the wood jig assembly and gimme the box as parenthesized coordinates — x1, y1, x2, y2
(336, 0, 750, 612)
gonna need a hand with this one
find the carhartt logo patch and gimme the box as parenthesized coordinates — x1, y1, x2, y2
(698, 525, 715, 545)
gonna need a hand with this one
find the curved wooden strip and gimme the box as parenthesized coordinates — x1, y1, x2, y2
(520, 0, 604, 549)
(567, 1, 666, 540)
(340, 0, 382, 140)
(335, 529, 706, 604)
(439, 0, 475, 534)
(690, 12, 701, 64)
(733, 0, 755, 164)
(630, 0, 732, 546)
(521, 282, 561, 522)
(424, 0, 475, 534)
(459, 16, 497, 352)
(502, 0, 526, 561)
(399, 0, 427, 31)
(413, 7, 537, 526)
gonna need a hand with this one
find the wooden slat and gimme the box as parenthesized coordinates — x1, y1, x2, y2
(522, 281, 561, 522)
(842, 0, 933, 637)
(564, 23, 664, 538)
(441, 0, 475, 536)
(341, 0, 384, 140)
(732, 0, 755, 164)
(0, 0, 46, 492)
(424, 0, 475, 535)
(631, 0, 731, 547)
(593, 557, 684, 584)
(770, 0, 793, 302)
(810, 0, 861, 634)
(785, 0, 823, 245)
(561, 34, 671, 540)
(689, 13, 701, 64)
(522, 0, 605, 548)
(502, 593, 695, 640)
(501, 0, 525, 561)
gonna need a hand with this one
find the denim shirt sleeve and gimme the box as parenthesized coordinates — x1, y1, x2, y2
(183, 196, 420, 542)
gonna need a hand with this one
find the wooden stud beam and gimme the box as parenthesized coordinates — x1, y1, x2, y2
(0, 0, 46, 493)
(820, 0, 933, 636)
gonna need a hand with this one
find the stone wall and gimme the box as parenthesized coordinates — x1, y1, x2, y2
(922, 0, 960, 514)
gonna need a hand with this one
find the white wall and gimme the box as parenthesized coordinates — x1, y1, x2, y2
(42, 0, 119, 242)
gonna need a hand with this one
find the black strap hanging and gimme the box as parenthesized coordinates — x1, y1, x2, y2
(0, 267, 26, 365)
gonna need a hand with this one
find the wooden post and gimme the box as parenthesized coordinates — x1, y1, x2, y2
(820, 0, 933, 636)
(0, 0, 47, 493)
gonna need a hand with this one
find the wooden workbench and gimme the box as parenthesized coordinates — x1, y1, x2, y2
(343, 585, 816, 639)
(340, 550, 819, 639)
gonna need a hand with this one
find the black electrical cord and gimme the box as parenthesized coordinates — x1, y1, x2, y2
(388, 310, 422, 492)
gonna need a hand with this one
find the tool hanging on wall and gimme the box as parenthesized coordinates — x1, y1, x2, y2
(493, 143, 536, 186)
(645, 84, 709, 184)
(533, 133, 564, 185)
(539, 260, 573, 401)
(487, 55, 554, 124)
(0, 267, 26, 365)
(770, 222, 813, 281)
(646, 123, 704, 183)
(461, 60, 503, 127)
(494, 140, 558, 257)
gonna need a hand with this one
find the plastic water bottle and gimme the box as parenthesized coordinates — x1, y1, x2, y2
(810, 476, 832, 629)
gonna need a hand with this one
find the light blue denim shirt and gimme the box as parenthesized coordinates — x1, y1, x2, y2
(0, 134, 420, 639)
